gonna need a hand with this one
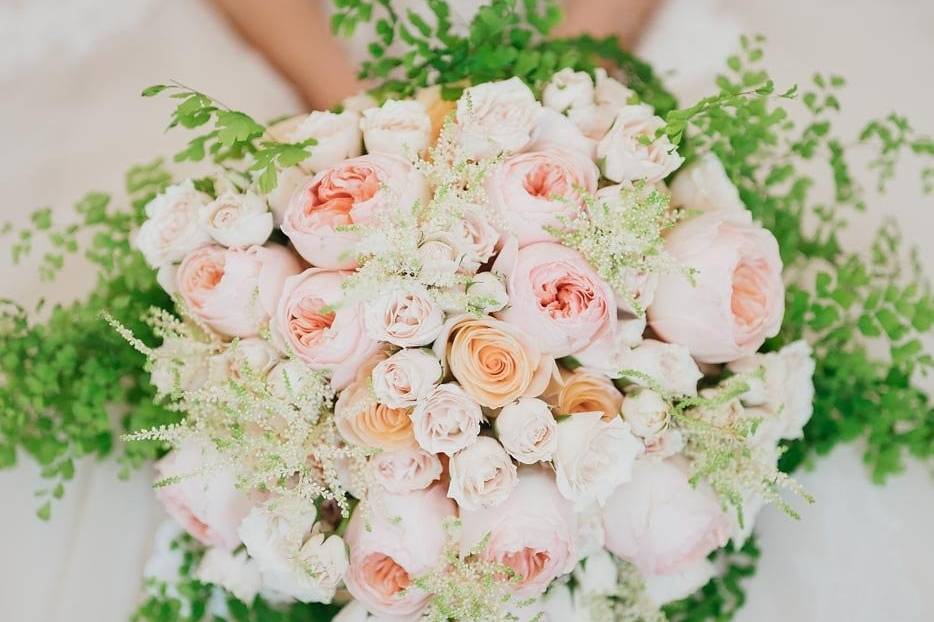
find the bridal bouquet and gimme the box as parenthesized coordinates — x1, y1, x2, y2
(3, 1, 933, 621)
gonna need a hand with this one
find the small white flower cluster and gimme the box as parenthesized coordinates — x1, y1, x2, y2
(128, 68, 814, 621)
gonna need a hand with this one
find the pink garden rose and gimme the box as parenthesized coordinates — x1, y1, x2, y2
(460, 466, 576, 598)
(282, 153, 427, 269)
(494, 241, 617, 358)
(648, 211, 784, 363)
(177, 244, 301, 338)
(485, 148, 598, 247)
(602, 458, 729, 575)
(370, 448, 443, 494)
(345, 485, 456, 618)
(154, 438, 253, 552)
(275, 268, 381, 389)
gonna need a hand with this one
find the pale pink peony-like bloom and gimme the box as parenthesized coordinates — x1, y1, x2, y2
(494, 240, 617, 358)
(282, 153, 427, 269)
(648, 211, 784, 363)
(485, 148, 598, 247)
(460, 466, 576, 598)
(345, 485, 456, 618)
(275, 268, 381, 389)
(602, 458, 729, 575)
(154, 438, 253, 552)
(370, 448, 443, 494)
(176, 244, 301, 338)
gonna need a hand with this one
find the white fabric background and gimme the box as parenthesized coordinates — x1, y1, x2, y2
(0, 0, 932, 620)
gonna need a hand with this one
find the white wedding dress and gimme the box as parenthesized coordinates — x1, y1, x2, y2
(1, 1, 932, 621)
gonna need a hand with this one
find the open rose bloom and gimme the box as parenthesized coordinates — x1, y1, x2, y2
(135, 69, 815, 621)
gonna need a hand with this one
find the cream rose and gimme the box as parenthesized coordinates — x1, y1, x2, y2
(621, 388, 670, 438)
(364, 284, 445, 347)
(275, 268, 381, 390)
(154, 438, 253, 551)
(345, 486, 456, 617)
(568, 68, 636, 140)
(417, 237, 462, 285)
(410, 382, 482, 455)
(275, 110, 363, 173)
(616, 338, 703, 396)
(282, 153, 428, 269)
(602, 458, 729, 575)
(495, 397, 558, 464)
(573, 316, 648, 378)
(371, 348, 442, 409)
(199, 190, 273, 248)
(485, 149, 598, 247)
(456, 77, 541, 158)
(440, 206, 499, 274)
(669, 153, 746, 217)
(460, 466, 576, 598)
(335, 359, 416, 451)
(448, 436, 518, 510)
(465, 271, 509, 314)
(648, 211, 784, 363)
(596, 104, 683, 184)
(556, 369, 623, 421)
(433, 314, 556, 408)
(238, 499, 347, 604)
(495, 241, 617, 358)
(554, 412, 643, 507)
(542, 68, 595, 114)
(361, 99, 432, 158)
(135, 180, 212, 268)
(177, 244, 301, 338)
(370, 448, 443, 494)
(727, 340, 815, 441)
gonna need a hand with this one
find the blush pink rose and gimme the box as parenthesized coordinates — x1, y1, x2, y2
(485, 148, 598, 247)
(275, 268, 381, 389)
(460, 466, 576, 598)
(602, 458, 729, 576)
(345, 485, 456, 617)
(648, 211, 784, 363)
(282, 153, 427, 269)
(154, 438, 253, 552)
(494, 240, 617, 358)
(176, 244, 301, 338)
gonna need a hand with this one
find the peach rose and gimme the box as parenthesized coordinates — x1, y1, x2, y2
(485, 149, 598, 247)
(154, 438, 253, 551)
(460, 466, 576, 598)
(282, 153, 427, 269)
(602, 458, 729, 575)
(275, 268, 381, 390)
(345, 485, 456, 617)
(335, 359, 416, 451)
(177, 244, 301, 338)
(647, 211, 784, 363)
(433, 314, 556, 409)
(556, 369, 623, 420)
(494, 241, 617, 358)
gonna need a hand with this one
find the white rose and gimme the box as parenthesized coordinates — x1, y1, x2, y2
(621, 388, 670, 438)
(199, 191, 273, 248)
(669, 153, 746, 217)
(371, 348, 442, 408)
(574, 316, 647, 378)
(196, 548, 262, 604)
(596, 104, 683, 184)
(135, 180, 211, 268)
(410, 382, 483, 455)
(371, 448, 443, 494)
(448, 436, 518, 510)
(727, 340, 815, 441)
(466, 271, 509, 314)
(456, 77, 541, 158)
(617, 339, 702, 396)
(342, 93, 379, 114)
(554, 412, 643, 507)
(528, 107, 596, 158)
(542, 68, 595, 113)
(156, 263, 179, 295)
(364, 285, 445, 347)
(495, 397, 558, 464)
(567, 68, 635, 140)
(644, 558, 716, 606)
(208, 337, 281, 384)
(237, 499, 348, 604)
(263, 166, 309, 226)
(286, 110, 363, 173)
(442, 207, 499, 274)
(361, 99, 432, 158)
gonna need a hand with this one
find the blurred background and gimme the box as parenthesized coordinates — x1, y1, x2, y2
(0, 0, 932, 620)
